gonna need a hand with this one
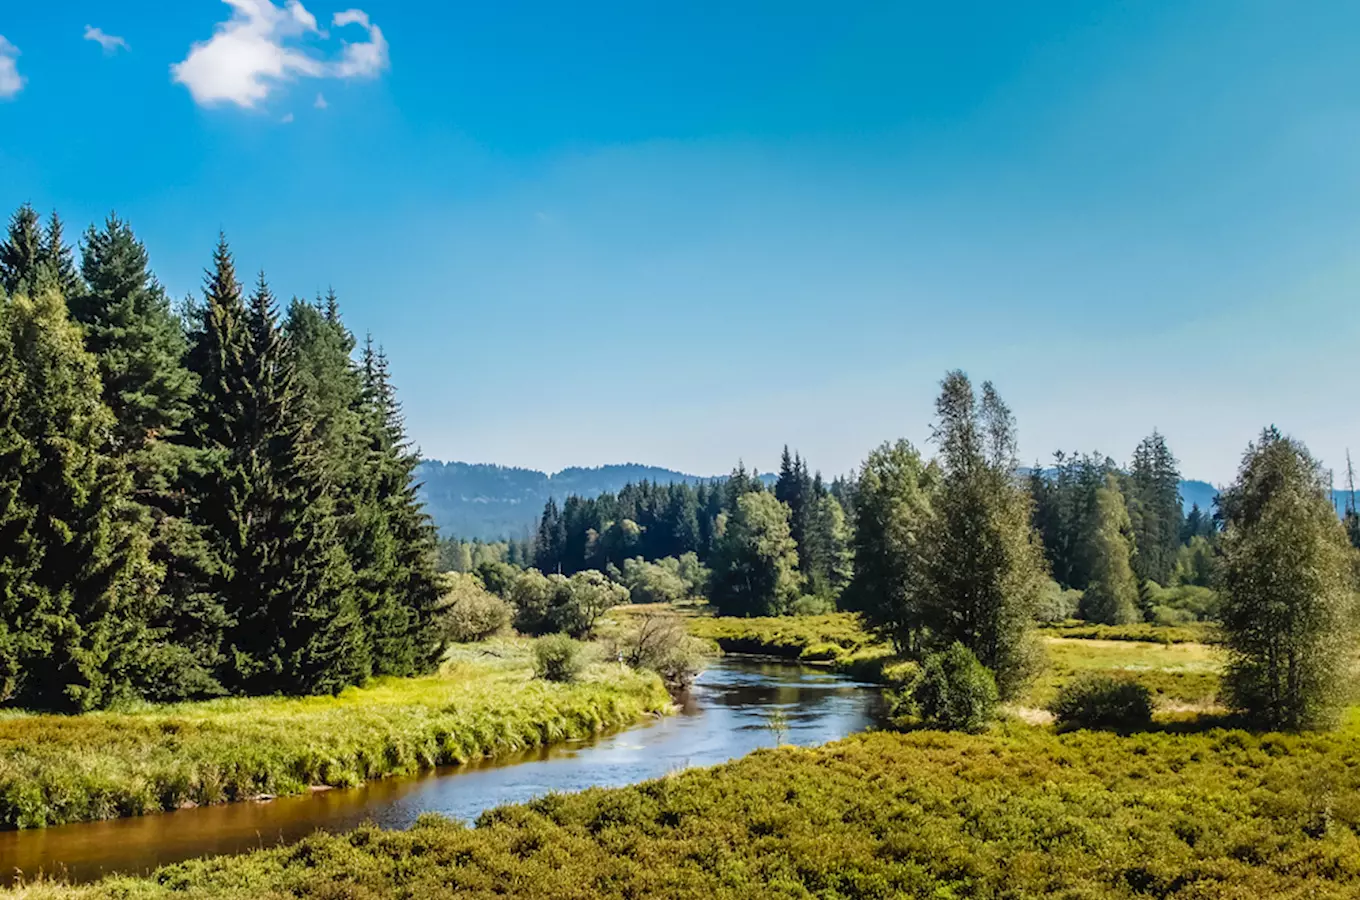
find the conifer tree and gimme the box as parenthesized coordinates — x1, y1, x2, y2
(922, 372, 1047, 699)
(0, 204, 43, 297)
(1079, 474, 1141, 624)
(41, 211, 83, 300)
(1128, 431, 1183, 585)
(1218, 428, 1357, 730)
(356, 341, 445, 675)
(534, 498, 566, 572)
(0, 289, 153, 711)
(76, 215, 216, 697)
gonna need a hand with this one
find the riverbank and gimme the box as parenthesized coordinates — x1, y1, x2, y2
(13, 721, 1360, 898)
(681, 609, 1224, 710)
(0, 640, 671, 830)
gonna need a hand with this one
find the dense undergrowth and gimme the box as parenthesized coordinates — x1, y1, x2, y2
(0, 642, 670, 830)
(16, 724, 1360, 899)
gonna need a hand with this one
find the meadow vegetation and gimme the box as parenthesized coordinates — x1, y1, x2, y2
(15, 724, 1360, 898)
(0, 643, 670, 830)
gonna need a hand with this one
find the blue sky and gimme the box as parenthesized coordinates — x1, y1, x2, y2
(1, 1, 1358, 484)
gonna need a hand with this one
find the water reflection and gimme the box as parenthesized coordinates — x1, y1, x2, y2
(0, 657, 883, 884)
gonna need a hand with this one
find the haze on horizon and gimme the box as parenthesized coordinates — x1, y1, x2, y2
(2, 1, 1357, 484)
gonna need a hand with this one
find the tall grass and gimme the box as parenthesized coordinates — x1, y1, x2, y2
(0, 641, 671, 829)
(15, 723, 1360, 898)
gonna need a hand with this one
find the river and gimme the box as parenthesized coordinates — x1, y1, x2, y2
(0, 657, 884, 885)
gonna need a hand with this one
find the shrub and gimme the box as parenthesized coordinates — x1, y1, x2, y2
(789, 594, 837, 616)
(909, 643, 997, 732)
(609, 613, 710, 690)
(476, 560, 520, 598)
(1050, 674, 1155, 731)
(439, 573, 515, 643)
(532, 634, 587, 683)
(798, 642, 845, 663)
(549, 571, 630, 638)
(1034, 579, 1082, 623)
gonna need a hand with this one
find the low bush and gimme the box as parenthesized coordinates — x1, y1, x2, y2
(798, 642, 844, 663)
(440, 573, 515, 642)
(609, 612, 711, 690)
(532, 634, 587, 683)
(908, 642, 998, 733)
(26, 725, 1360, 898)
(1051, 674, 1155, 731)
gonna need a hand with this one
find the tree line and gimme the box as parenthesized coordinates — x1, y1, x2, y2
(0, 204, 443, 711)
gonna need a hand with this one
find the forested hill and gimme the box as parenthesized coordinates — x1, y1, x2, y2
(415, 461, 777, 539)
(416, 460, 1219, 540)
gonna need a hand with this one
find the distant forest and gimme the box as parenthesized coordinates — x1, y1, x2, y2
(418, 459, 1217, 541)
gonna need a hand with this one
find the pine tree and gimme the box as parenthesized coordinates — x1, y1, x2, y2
(535, 498, 566, 572)
(923, 372, 1047, 700)
(41, 212, 83, 300)
(76, 214, 216, 698)
(1217, 428, 1357, 730)
(1343, 451, 1360, 550)
(0, 289, 154, 711)
(1079, 475, 1141, 625)
(357, 341, 445, 676)
(0, 204, 44, 297)
(1129, 431, 1183, 585)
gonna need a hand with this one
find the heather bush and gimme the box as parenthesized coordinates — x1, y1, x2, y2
(1050, 674, 1155, 731)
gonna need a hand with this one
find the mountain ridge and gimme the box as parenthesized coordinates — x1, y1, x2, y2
(416, 459, 1225, 541)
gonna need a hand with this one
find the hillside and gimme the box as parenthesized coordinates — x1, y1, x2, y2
(415, 461, 734, 539)
(417, 460, 1222, 540)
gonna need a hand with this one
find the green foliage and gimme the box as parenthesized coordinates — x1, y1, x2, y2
(1034, 579, 1082, 623)
(1050, 674, 1155, 731)
(440, 573, 515, 643)
(709, 491, 801, 617)
(532, 634, 587, 683)
(510, 569, 627, 638)
(685, 612, 875, 660)
(23, 725, 1360, 898)
(1127, 430, 1185, 586)
(1079, 475, 1141, 625)
(1217, 429, 1358, 730)
(923, 372, 1046, 700)
(1172, 534, 1216, 588)
(615, 554, 707, 605)
(907, 642, 998, 732)
(0, 649, 668, 829)
(844, 439, 936, 653)
(609, 611, 710, 689)
(1143, 581, 1221, 624)
(0, 289, 154, 711)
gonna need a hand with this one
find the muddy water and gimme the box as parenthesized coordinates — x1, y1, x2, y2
(0, 658, 884, 884)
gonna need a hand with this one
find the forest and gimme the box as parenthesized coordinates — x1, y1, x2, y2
(0, 204, 443, 711)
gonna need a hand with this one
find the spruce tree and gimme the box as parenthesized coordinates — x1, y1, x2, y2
(1217, 428, 1357, 730)
(76, 215, 216, 698)
(1079, 475, 1141, 625)
(357, 341, 445, 676)
(0, 204, 44, 297)
(41, 212, 84, 300)
(534, 498, 566, 572)
(923, 372, 1047, 699)
(0, 289, 154, 711)
(1128, 431, 1183, 585)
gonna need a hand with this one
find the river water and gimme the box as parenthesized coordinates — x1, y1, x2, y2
(0, 658, 884, 884)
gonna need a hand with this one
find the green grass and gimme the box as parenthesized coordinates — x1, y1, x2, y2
(16, 723, 1360, 899)
(1030, 636, 1222, 709)
(1039, 620, 1217, 645)
(682, 611, 876, 659)
(0, 639, 671, 830)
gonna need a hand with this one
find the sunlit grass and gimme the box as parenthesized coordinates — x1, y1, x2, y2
(0, 639, 671, 829)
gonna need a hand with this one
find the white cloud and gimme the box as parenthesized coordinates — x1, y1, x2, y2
(330, 9, 388, 78)
(0, 36, 23, 100)
(84, 26, 129, 54)
(172, 0, 387, 109)
(281, 111, 294, 123)
(314, 91, 328, 108)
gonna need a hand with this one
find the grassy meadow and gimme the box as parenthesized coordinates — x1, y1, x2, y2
(0, 640, 671, 830)
(13, 723, 1360, 899)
